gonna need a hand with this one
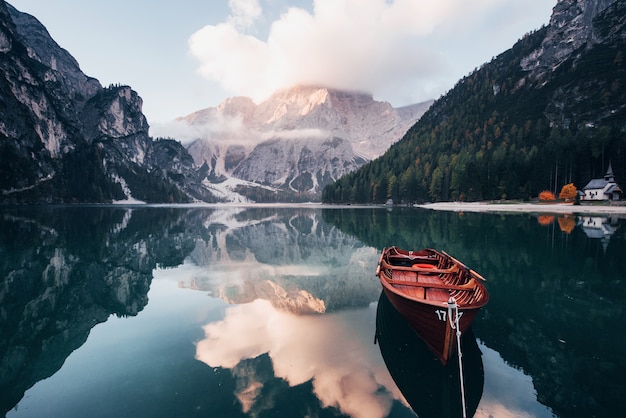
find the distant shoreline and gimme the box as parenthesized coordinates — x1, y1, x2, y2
(416, 201, 626, 215)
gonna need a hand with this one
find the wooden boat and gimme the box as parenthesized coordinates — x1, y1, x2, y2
(376, 247, 489, 365)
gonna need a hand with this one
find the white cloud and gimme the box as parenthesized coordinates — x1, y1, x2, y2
(189, 23, 271, 95)
(189, 0, 554, 106)
(260, 128, 329, 140)
(228, 0, 262, 29)
(195, 299, 402, 418)
(150, 114, 245, 144)
(150, 116, 329, 146)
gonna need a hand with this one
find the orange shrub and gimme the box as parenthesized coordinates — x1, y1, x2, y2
(539, 190, 556, 201)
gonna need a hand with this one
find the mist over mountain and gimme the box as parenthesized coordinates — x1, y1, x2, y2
(171, 86, 431, 201)
(323, 0, 626, 204)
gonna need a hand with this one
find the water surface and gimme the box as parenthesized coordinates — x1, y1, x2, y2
(1, 205, 624, 417)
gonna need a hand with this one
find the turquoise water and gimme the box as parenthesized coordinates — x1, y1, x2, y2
(1, 205, 624, 417)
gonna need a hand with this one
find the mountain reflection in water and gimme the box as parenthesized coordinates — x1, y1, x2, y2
(1, 205, 624, 417)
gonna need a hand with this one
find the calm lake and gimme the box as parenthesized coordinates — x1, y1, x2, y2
(1, 205, 625, 418)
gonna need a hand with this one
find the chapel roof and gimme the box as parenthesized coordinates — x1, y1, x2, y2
(583, 179, 609, 190)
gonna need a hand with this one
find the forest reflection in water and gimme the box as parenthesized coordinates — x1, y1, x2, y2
(1, 205, 624, 417)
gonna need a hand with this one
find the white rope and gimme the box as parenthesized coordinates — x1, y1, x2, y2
(448, 297, 467, 418)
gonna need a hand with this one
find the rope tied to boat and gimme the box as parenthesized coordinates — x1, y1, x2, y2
(447, 296, 467, 418)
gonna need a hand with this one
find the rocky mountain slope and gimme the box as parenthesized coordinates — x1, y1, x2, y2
(0, 1, 220, 204)
(180, 86, 431, 200)
(323, 0, 626, 204)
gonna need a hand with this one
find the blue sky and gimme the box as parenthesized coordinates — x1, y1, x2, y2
(8, 0, 555, 128)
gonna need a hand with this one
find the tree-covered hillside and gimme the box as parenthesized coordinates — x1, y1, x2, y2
(323, 1, 626, 204)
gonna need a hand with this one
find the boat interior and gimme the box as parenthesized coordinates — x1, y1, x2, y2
(380, 248, 483, 305)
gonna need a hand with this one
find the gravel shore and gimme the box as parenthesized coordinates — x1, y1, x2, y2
(416, 201, 626, 215)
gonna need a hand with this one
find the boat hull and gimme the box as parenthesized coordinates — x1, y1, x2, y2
(381, 285, 480, 365)
(376, 247, 488, 365)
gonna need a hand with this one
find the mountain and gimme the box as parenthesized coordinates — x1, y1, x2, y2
(179, 85, 431, 201)
(1, 0, 430, 203)
(323, 0, 626, 204)
(0, 1, 215, 204)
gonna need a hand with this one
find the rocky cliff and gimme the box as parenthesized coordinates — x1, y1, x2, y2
(520, 0, 624, 128)
(0, 1, 211, 203)
(521, 0, 615, 79)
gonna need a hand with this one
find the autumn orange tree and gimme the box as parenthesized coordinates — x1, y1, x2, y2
(559, 183, 577, 201)
(539, 190, 556, 201)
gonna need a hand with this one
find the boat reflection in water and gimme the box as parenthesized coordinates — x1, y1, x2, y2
(375, 292, 484, 418)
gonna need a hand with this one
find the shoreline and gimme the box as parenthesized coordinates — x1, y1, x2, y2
(416, 201, 626, 215)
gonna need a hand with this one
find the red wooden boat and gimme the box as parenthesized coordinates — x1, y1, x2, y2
(376, 247, 489, 365)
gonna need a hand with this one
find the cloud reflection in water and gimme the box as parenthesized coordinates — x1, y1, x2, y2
(195, 299, 404, 418)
